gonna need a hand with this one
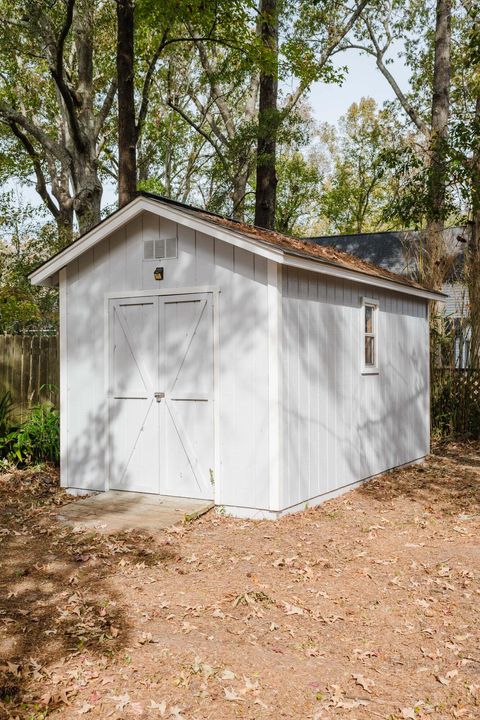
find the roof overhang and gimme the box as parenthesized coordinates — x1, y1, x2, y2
(29, 195, 446, 302)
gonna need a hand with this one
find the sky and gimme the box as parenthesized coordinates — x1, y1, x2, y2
(12, 47, 411, 212)
(308, 47, 410, 126)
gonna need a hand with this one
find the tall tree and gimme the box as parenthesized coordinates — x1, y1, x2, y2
(275, 148, 323, 234)
(344, 0, 453, 289)
(318, 98, 404, 234)
(164, 37, 260, 219)
(458, 1, 480, 365)
(426, 0, 452, 290)
(0, 0, 117, 237)
(254, 0, 279, 229)
(117, 0, 137, 207)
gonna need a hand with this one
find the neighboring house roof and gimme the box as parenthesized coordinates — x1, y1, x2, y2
(309, 226, 468, 315)
(29, 193, 445, 301)
(308, 227, 468, 280)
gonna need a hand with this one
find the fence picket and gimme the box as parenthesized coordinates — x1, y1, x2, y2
(0, 335, 59, 416)
(431, 368, 480, 437)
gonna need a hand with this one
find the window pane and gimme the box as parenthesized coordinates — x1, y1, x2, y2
(365, 336, 375, 366)
(365, 305, 373, 334)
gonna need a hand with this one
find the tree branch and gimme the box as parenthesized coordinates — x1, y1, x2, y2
(136, 32, 247, 140)
(166, 98, 231, 176)
(0, 101, 68, 162)
(48, 0, 86, 152)
(136, 29, 170, 140)
(283, 0, 370, 117)
(187, 90, 230, 146)
(364, 18, 430, 136)
(8, 121, 59, 218)
(95, 77, 118, 139)
(193, 38, 237, 140)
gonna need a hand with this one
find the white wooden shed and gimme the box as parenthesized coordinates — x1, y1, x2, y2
(29, 193, 444, 519)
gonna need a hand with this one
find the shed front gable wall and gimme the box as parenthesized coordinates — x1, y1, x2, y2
(62, 210, 271, 511)
(280, 266, 429, 511)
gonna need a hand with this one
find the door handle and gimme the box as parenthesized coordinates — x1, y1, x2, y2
(154, 392, 165, 402)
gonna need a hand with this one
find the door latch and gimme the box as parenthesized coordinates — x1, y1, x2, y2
(154, 392, 165, 402)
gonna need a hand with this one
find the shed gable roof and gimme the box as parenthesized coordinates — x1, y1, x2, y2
(29, 192, 445, 301)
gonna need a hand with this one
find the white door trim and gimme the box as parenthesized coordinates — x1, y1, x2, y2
(105, 285, 219, 299)
(103, 287, 220, 501)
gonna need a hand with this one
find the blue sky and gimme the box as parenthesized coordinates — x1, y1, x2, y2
(308, 47, 409, 125)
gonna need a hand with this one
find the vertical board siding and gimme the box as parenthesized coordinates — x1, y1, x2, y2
(281, 267, 429, 509)
(64, 207, 430, 510)
(65, 211, 270, 508)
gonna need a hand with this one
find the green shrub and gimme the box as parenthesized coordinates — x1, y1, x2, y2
(0, 402, 59, 466)
(0, 391, 14, 439)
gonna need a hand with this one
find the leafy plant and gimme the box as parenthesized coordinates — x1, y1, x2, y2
(0, 390, 14, 439)
(1, 403, 59, 466)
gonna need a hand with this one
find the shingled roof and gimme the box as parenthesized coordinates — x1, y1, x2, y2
(140, 193, 441, 295)
(308, 227, 467, 281)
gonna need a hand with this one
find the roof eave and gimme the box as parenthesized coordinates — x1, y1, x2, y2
(29, 194, 445, 301)
(282, 248, 446, 302)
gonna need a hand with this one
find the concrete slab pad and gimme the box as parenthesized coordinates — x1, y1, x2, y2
(57, 491, 214, 533)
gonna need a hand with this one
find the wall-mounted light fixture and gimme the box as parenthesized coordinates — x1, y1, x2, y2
(154, 266, 164, 281)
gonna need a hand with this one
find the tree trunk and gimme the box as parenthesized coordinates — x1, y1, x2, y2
(254, 0, 278, 230)
(466, 95, 480, 368)
(232, 158, 251, 221)
(116, 0, 137, 207)
(424, 0, 451, 292)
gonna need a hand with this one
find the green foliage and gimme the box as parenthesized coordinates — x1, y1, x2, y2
(318, 98, 405, 234)
(0, 402, 59, 466)
(0, 192, 59, 334)
(0, 391, 14, 439)
(275, 149, 323, 235)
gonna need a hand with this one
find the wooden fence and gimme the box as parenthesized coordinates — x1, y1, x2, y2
(0, 335, 59, 416)
(431, 367, 480, 438)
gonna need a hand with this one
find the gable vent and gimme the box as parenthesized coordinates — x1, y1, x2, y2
(144, 236, 177, 260)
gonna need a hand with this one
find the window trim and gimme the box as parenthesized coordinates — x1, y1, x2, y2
(361, 297, 379, 374)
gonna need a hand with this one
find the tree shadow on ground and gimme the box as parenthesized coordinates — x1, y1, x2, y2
(0, 466, 178, 719)
(433, 441, 480, 469)
(357, 442, 480, 516)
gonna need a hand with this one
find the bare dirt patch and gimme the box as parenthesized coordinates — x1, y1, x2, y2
(1, 443, 479, 719)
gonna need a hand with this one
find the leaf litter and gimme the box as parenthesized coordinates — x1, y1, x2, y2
(0, 441, 479, 718)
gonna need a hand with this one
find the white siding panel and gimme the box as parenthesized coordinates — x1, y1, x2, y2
(66, 246, 105, 491)
(195, 232, 215, 283)
(126, 216, 143, 289)
(281, 268, 429, 510)
(65, 211, 270, 510)
(64, 207, 429, 513)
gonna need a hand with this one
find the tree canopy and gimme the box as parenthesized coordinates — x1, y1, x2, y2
(0, 0, 478, 344)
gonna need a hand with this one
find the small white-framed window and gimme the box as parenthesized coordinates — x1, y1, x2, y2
(361, 297, 379, 374)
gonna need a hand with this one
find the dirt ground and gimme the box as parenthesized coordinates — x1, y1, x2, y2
(0, 443, 479, 720)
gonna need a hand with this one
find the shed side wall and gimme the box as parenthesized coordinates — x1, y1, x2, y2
(64, 211, 270, 510)
(281, 267, 429, 510)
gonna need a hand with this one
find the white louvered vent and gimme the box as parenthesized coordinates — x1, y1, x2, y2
(154, 238, 165, 258)
(143, 236, 177, 260)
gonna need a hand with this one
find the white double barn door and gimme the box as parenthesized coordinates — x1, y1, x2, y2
(108, 293, 214, 500)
